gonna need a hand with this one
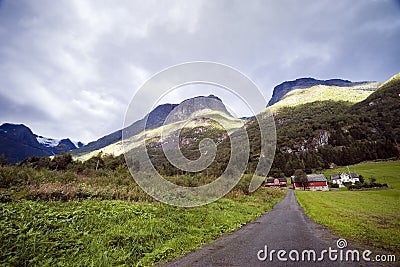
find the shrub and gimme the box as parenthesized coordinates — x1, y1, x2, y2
(52, 153, 73, 170)
(233, 174, 254, 195)
(343, 182, 352, 188)
(63, 171, 77, 183)
(0, 166, 29, 188)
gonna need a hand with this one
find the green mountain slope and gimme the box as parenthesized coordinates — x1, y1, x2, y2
(268, 82, 380, 112)
(262, 73, 400, 176)
(74, 74, 399, 179)
(351, 73, 400, 143)
(75, 109, 245, 162)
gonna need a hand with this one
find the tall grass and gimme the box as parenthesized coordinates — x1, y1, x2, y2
(0, 165, 285, 266)
(0, 165, 152, 202)
(0, 189, 284, 266)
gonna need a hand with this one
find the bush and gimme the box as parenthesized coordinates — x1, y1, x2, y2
(63, 171, 77, 183)
(347, 178, 388, 190)
(348, 183, 362, 190)
(233, 174, 255, 195)
(0, 166, 29, 188)
(343, 182, 352, 188)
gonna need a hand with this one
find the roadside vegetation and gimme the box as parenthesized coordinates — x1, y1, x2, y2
(0, 153, 285, 266)
(1, 189, 284, 266)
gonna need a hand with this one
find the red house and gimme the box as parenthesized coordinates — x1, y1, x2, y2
(292, 174, 328, 191)
(265, 178, 287, 187)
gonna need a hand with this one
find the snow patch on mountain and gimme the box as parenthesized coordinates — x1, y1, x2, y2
(36, 136, 60, 147)
(72, 141, 84, 148)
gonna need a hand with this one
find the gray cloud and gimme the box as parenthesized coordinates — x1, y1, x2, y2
(0, 93, 52, 122)
(0, 0, 399, 142)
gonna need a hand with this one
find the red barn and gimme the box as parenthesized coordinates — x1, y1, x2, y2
(265, 178, 287, 187)
(292, 174, 328, 191)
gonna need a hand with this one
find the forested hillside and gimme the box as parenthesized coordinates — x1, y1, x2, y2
(120, 73, 400, 178)
(266, 73, 400, 176)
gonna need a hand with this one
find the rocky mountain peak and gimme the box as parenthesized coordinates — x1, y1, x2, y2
(0, 123, 83, 163)
(0, 123, 39, 147)
(75, 94, 232, 156)
(163, 94, 231, 124)
(267, 77, 373, 106)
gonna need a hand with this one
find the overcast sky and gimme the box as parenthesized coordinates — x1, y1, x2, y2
(1, 0, 399, 143)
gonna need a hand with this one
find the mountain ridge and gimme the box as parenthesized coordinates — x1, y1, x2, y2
(73, 94, 231, 156)
(0, 94, 235, 163)
(267, 77, 378, 106)
(263, 73, 400, 176)
(0, 123, 82, 164)
(2, 74, 397, 167)
(141, 73, 399, 178)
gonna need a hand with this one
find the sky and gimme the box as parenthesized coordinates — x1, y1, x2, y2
(0, 0, 399, 143)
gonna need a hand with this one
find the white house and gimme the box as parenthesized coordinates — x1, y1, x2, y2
(330, 173, 360, 187)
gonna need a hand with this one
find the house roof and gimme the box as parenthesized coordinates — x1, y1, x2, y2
(306, 174, 327, 182)
(330, 174, 340, 180)
(349, 172, 359, 178)
(330, 172, 359, 179)
(292, 174, 327, 183)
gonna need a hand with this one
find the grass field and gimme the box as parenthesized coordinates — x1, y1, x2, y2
(323, 160, 400, 189)
(297, 160, 400, 254)
(0, 186, 284, 266)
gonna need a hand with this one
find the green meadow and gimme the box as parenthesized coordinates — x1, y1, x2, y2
(296, 160, 400, 254)
(323, 160, 400, 189)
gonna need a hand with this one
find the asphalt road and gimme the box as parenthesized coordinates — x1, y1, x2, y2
(160, 190, 387, 267)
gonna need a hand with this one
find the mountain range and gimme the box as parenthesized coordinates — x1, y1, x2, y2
(1, 74, 398, 168)
(0, 123, 83, 164)
(127, 73, 399, 178)
(0, 94, 233, 163)
(72, 94, 230, 157)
